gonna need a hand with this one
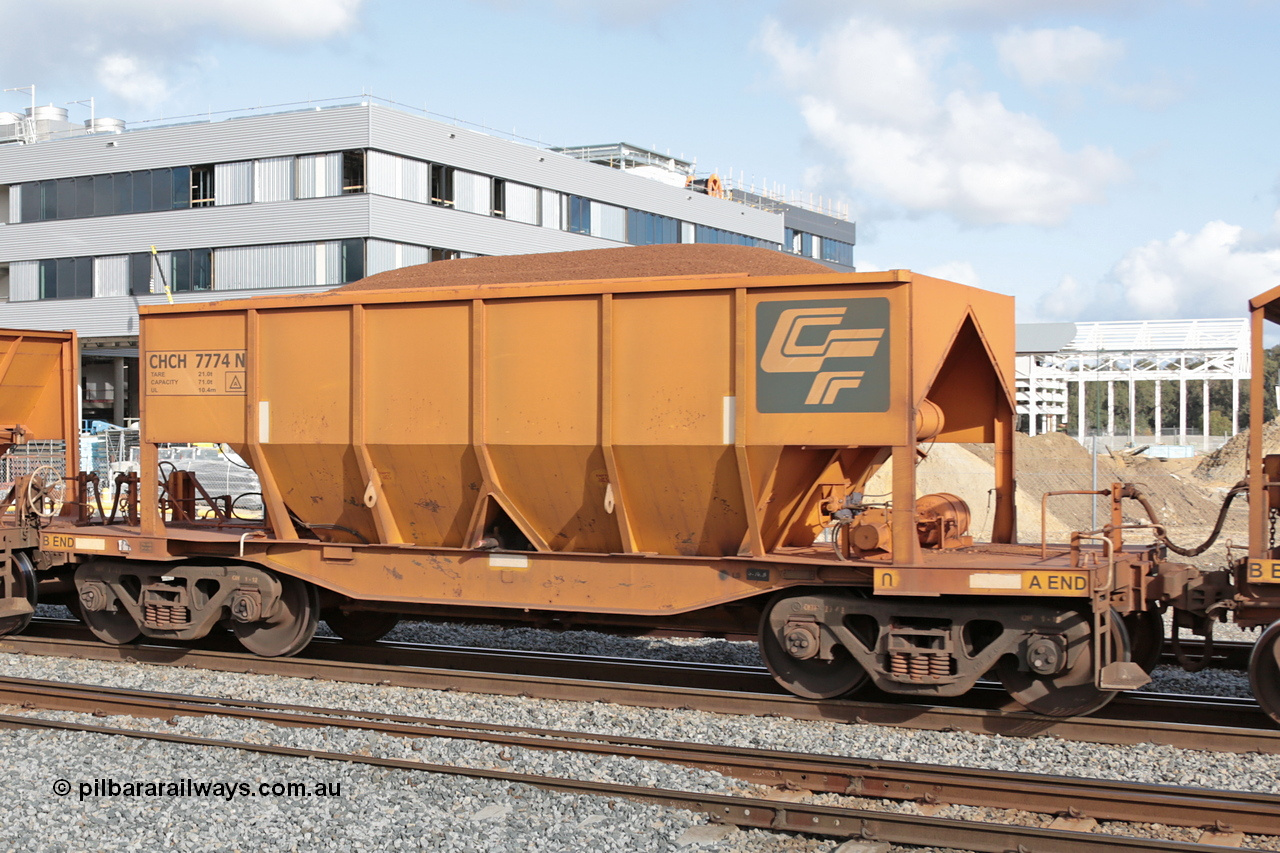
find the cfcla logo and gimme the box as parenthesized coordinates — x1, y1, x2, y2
(756, 298, 890, 413)
(760, 307, 885, 405)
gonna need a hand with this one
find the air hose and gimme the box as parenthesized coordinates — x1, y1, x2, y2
(1123, 481, 1247, 557)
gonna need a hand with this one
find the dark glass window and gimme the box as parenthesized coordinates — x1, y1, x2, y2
(820, 238, 854, 267)
(56, 178, 74, 220)
(568, 195, 590, 234)
(191, 247, 212, 290)
(40, 257, 92, 300)
(167, 248, 211, 292)
(19, 183, 39, 222)
(151, 168, 172, 211)
(430, 248, 459, 262)
(38, 180, 56, 220)
(132, 170, 152, 212)
(491, 179, 506, 217)
(627, 209, 678, 246)
(800, 232, 813, 257)
(342, 150, 365, 194)
(171, 249, 189, 292)
(38, 259, 57, 299)
(129, 253, 153, 296)
(694, 225, 776, 249)
(171, 166, 191, 210)
(75, 177, 95, 218)
(341, 238, 365, 283)
(115, 172, 133, 215)
(94, 174, 114, 216)
(429, 164, 453, 206)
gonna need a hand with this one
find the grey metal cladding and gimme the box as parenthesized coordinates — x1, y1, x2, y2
(781, 206, 857, 243)
(0, 194, 374, 260)
(0, 106, 372, 181)
(93, 255, 129, 297)
(366, 107, 782, 241)
(0, 284, 333, 337)
(253, 157, 295, 203)
(368, 195, 609, 256)
(215, 161, 253, 205)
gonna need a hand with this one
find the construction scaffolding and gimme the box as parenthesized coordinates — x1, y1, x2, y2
(1025, 318, 1250, 448)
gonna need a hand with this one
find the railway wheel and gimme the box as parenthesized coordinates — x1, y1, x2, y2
(77, 584, 141, 645)
(1123, 610, 1165, 674)
(759, 593, 868, 700)
(0, 552, 38, 636)
(996, 610, 1130, 717)
(233, 574, 319, 657)
(1249, 621, 1280, 726)
(324, 610, 399, 644)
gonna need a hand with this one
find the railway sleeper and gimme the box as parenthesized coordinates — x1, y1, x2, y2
(762, 591, 1138, 716)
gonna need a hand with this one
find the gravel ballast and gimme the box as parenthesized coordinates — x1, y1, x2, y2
(3, 616, 1279, 852)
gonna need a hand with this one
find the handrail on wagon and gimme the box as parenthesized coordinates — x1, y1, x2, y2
(1041, 489, 1111, 559)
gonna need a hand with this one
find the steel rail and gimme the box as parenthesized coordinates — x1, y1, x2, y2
(2, 625, 1276, 755)
(0, 674, 1275, 838)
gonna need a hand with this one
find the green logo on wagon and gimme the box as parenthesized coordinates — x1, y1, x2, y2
(756, 298, 890, 413)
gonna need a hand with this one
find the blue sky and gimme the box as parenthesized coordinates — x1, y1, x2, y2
(4, 0, 1279, 323)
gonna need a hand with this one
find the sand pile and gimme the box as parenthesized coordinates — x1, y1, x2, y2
(866, 432, 1246, 561)
(1193, 418, 1280, 484)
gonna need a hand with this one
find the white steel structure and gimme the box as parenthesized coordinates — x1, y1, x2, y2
(1016, 355, 1070, 436)
(1036, 318, 1250, 447)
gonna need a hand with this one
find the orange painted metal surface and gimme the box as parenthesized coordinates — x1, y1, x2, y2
(138, 269, 1016, 580)
(0, 328, 79, 459)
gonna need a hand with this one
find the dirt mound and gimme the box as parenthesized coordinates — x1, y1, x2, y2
(1193, 418, 1280, 485)
(881, 432, 1246, 559)
(336, 244, 834, 292)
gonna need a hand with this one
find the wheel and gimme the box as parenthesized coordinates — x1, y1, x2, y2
(1249, 620, 1280, 726)
(77, 593, 141, 645)
(233, 574, 319, 657)
(25, 465, 66, 518)
(997, 610, 1130, 717)
(1123, 610, 1165, 674)
(324, 609, 399, 644)
(0, 552, 38, 636)
(759, 594, 868, 700)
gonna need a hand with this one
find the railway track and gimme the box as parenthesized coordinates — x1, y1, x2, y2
(2, 619, 1276, 754)
(0, 675, 1272, 851)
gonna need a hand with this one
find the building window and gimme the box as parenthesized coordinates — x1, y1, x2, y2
(430, 248, 459, 262)
(191, 165, 215, 207)
(129, 253, 154, 296)
(169, 248, 213, 292)
(342, 150, 365, 194)
(491, 179, 506, 218)
(341, 238, 365, 283)
(567, 195, 591, 235)
(430, 164, 454, 207)
(38, 256, 93, 300)
(820, 237, 854, 267)
(626, 209, 679, 246)
(694, 224, 773, 248)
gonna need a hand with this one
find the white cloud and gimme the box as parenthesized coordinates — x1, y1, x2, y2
(923, 260, 980, 286)
(1040, 215, 1280, 320)
(97, 54, 171, 106)
(759, 17, 1128, 226)
(996, 26, 1124, 88)
(0, 0, 364, 107)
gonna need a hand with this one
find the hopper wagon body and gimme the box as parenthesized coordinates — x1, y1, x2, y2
(16, 246, 1249, 717)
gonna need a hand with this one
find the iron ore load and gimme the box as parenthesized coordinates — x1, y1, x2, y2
(4, 245, 1280, 721)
